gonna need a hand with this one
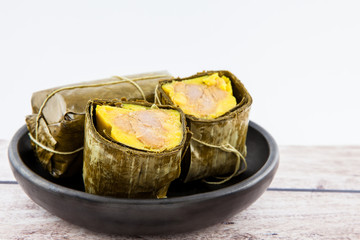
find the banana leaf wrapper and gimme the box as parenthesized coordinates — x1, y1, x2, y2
(83, 99, 191, 198)
(25, 71, 172, 178)
(157, 70, 252, 183)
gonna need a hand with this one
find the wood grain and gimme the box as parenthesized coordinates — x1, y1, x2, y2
(0, 140, 15, 181)
(0, 184, 359, 240)
(271, 146, 360, 191)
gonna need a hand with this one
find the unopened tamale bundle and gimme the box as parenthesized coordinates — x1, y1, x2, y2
(25, 71, 172, 178)
(157, 70, 252, 183)
(83, 99, 190, 198)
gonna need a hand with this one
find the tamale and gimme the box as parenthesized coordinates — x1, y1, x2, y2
(25, 71, 172, 178)
(157, 70, 252, 183)
(83, 99, 190, 198)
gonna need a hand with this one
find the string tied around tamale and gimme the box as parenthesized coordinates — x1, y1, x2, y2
(154, 84, 162, 105)
(191, 137, 247, 185)
(28, 133, 84, 155)
(29, 74, 166, 155)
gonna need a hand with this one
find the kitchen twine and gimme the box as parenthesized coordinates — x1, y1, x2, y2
(154, 85, 248, 184)
(28, 75, 168, 155)
(191, 137, 247, 184)
(154, 84, 161, 105)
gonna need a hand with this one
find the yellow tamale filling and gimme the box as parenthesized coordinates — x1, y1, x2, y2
(95, 104, 183, 152)
(162, 73, 237, 119)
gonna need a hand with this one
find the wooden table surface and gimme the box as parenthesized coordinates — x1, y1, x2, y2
(1, 141, 359, 240)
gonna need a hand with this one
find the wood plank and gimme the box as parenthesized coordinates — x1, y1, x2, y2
(1, 184, 359, 240)
(0, 140, 15, 181)
(271, 146, 360, 191)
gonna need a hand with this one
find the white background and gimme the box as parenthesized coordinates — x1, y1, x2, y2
(1, 0, 359, 145)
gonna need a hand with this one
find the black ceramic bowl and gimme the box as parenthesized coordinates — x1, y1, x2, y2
(8, 121, 279, 235)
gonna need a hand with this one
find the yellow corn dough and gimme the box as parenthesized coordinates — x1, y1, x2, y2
(96, 104, 183, 152)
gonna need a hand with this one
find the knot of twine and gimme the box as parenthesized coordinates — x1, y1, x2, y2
(29, 75, 167, 155)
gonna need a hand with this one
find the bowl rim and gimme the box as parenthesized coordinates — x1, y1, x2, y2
(8, 121, 279, 206)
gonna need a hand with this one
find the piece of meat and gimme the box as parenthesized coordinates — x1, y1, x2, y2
(134, 125, 165, 149)
(208, 86, 227, 101)
(113, 114, 134, 134)
(129, 110, 167, 149)
(184, 84, 204, 101)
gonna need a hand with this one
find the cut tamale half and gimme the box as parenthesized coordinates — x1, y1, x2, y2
(95, 104, 183, 152)
(83, 99, 190, 198)
(157, 70, 252, 183)
(161, 72, 237, 119)
(25, 71, 172, 178)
